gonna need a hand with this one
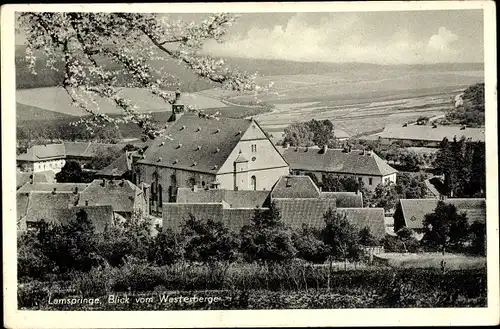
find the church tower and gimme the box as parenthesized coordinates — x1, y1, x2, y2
(168, 89, 185, 122)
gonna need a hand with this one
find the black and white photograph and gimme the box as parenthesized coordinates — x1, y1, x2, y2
(2, 1, 498, 327)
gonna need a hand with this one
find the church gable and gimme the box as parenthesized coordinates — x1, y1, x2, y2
(217, 120, 289, 174)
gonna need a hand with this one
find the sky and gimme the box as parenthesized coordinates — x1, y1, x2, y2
(201, 10, 484, 64)
(15, 10, 484, 65)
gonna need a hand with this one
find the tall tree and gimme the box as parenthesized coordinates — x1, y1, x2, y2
(181, 214, 239, 264)
(18, 13, 259, 139)
(321, 209, 361, 271)
(240, 201, 297, 263)
(422, 201, 469, 254)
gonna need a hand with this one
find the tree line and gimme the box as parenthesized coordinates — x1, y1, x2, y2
(19, 202, 381, 281)
(433, 137, 485, 198)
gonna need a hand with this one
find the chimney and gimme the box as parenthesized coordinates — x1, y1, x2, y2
(120, 179, 125, 187)
(85, 200, 89, 206)
(101, 178, 106, 187)
(322, 144, 328, 153)
(348, 145, 352, 153)
(192, 184, 198, 192)
(286, 177, 292, 187)
(284, 142, 290, 149)
(355, 189, 359, 195)
(74, 186, 78, 194)
(52, 187, 57, 195)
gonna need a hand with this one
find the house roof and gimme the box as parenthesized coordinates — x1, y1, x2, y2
(274, 198, 337, 228)
(17, 142, 126, 162)
(379, 124, 485, 143)
(336, 208, 386, 241)
(271, 175, 321, 199)
(137, 113, 253, 174)
(398, 198, 486, 229)
(20, 192, 80, 223)
(279, 147, 397, 176)
(21, 204, 114, 233)
(320, 191, 363, 208)
(63, 142, 91, 157)
(96, 152, 134, 177)
(176, 188, 270, 208)
(78, 179, 143, 213)
(17, 143, 66, 161)
(17, 182, 88, 194)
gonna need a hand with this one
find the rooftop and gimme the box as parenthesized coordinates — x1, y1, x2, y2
(17, 142, 127, 162)
(337, 208, 386, 241)
(398, 198, 486, 229)
(77, 179, 143, 213)
(273, 198, 338, 228)
(17, 182, 89, 194)
(96, 151, 135, 177)
(379, 124, 485, 143)
(137, 113, 254, 174)
(278, 147, 397, 176)
(271, 175, 321, 199)
(176, 188, 270, 208)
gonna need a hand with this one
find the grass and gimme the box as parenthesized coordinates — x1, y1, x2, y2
(375, 252, 486, 270)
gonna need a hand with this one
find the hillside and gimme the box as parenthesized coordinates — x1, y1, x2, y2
(16, 103, 76, 122)
(16, 45, 484, 91)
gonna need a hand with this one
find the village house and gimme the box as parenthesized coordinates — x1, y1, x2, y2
(162, 175, 386, 243)
(16, 179, 147, 231)
(278, 145, 397, 191)
(16, 182, 113, 232)
(95, 151, 136, 180)
(16, 142, 127, 173)
(77, 179, 148, 219)
(16, 170, 56, 189)
(393, 198, 486, 236)
(378, 124, 485, 147)
(133, 100, 290, 216)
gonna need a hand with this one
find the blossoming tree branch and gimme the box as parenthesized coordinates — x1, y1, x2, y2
(18, 12, 260, 139)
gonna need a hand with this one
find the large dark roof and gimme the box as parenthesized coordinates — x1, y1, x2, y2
(78, 179, 143, 213)
(274, 198, 337, 228)
(279, 147, 397, 176)
(20, 204, 114, 233)
(96, 151, 134, 177)
(164, 203, 258, 232)
(19, 193, 80, 223)
(379, 124, 485, 143)
(337, 208, 386, 241)
(271, 175, 320, 199)
(17, 182, 88, 194)
(320, 192, 363, 208)
(137, 113, 253, 174)
(398, 198, 486, 229)
(17, 143, 66, 161)
(176, 188, 270, 208)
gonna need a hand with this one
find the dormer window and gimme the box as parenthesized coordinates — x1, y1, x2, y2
(196, 127, 201, 132)
(215, 148, 220, 153)
(160, 141, 165, 146)
(157, 157, 162, 162)
(180, 125, 186, 130)
(177, 143, 182, 149)
(196, 145, 201, 151)
(192, 161, 197, 167)
(215, 128, 221, 133)
(173, 159, 178, 164)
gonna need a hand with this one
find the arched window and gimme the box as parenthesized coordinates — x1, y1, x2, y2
(251, 175, 257, 191)
(158, 184, 163, 216)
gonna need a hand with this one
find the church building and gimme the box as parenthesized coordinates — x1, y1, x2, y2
(133, 94, 290, 216)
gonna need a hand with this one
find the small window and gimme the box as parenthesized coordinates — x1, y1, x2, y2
(369, 178, 373, 185)
(251, 175, 257, 190)
(251, 144, 257, 152)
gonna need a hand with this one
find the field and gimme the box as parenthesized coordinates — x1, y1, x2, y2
(375, 253, 486, 270)
(15, 53, 484, 138)
(16, 87, 229, 116)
